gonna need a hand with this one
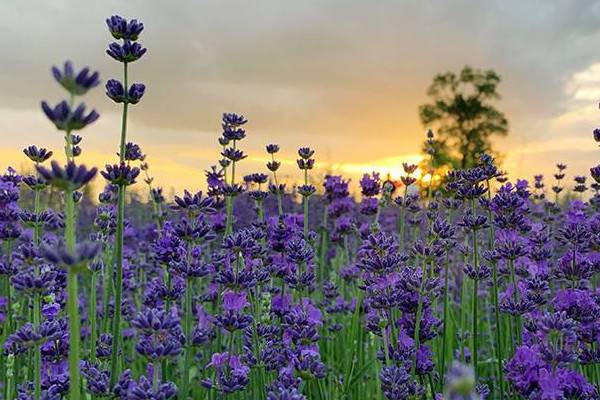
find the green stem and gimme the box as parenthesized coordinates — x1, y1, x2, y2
(33, 292, 41, 400)
(65, 187, 80, 400)
(153, 363, 160, 392)
(65, 94, 75, 162)
(225, 141, 237, 235)
(225, 196, 233, 236)
(181, 277, 193, 398)
(89, 272, 97, 364)
(303, 169, 309, 238)
(509, 259, 522, 346)
(67, 270, 80, 400)
(118, 64, 129, 160)
(398, 186, 408, 250)
(101, 249, 112, 334)
(380, 325, 390, 365)
(110, 61, 129, 387)
(109, 184, 126, 386)
(440, 250, 450, 386)
(471, 200, 479, 380)
(412, 259, 428, 376)
(271, 154, 283, 217)
(1, 241, 13, 400)
(491, 262, 505, 398)
(33, 180, 41, 245)
(318, 210, 328, 291)
(32, 165, 43, 400)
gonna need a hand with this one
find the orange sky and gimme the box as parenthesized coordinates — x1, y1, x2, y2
(1, 1, 599, 197)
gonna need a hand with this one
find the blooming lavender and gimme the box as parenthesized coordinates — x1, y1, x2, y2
(2, 12, 600, 400)
(104, 14, 147, 389)
(38, 52, 101, 400)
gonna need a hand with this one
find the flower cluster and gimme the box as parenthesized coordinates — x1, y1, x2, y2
(4, 12, 600, 400)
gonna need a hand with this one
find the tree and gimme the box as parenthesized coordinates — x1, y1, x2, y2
(419, 66, 508, 170)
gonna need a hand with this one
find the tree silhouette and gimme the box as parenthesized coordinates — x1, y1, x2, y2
(419, 66, 508, 169)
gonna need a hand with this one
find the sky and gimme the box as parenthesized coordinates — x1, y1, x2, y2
(1, 0, 599, 195)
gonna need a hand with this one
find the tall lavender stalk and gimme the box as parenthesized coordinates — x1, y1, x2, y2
(40, 60, 100, 400)
(297, 147, 315, 238)
(297, 148, 315, 299)
(266, 144, 284, 216)
(470, 198, 479, 379)
(453, 167, 488, 380)
(104, 15, 146, 386)
(23, 146, 53, 400)
(169, 193, 215, 398)
(398, 163, 417, 249)
(220, 114, 247, 235)
(480, 153, 506, 399)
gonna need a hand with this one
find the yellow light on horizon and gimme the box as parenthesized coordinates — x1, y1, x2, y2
(420, 173, 433, 183)
(332, 154, 425, 180)
(417, 164, 451, 189)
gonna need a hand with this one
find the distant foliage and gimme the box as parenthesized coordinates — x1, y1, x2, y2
(419, 66, 508, 170)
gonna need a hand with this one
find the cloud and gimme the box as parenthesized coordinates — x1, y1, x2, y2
(1, 0, 599, 193)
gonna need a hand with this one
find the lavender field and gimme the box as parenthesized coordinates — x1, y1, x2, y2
(1, 12, 600, 400)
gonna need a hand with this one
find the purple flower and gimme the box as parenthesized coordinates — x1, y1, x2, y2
(222, 113, 247, 141)
(106, 15, 144, 41)
(118, 372, 177, 399)
(41, 101, 99, 131)
(505, 345, 545, 395)
(80, 361, 110, 396)
(494, 230, 528, 260)
(591, 165, 600, 184)
(359, 197, 379, 215)
(221, 147, 247, 162)
(360, 172, 381, 197)
(266, 144, 280, 154)
(119, 142, 145, 161)
(101, 162, 140, 186)
(538, 369, 563, 400)
(106, 40, 147, 63)
(267, 160, 281, 172)
(42, 302, 61, 320)
(267, 387, 306, 400)
(51, 61, 100, 95)
(358, 231, 402, 274)
(298, 147, 315, 160)
(135, 334, 182, 360)
(131, 307, 180, 335)
(222, 291, 249, 312)
(558, 369, 598, 399)
(202, 352, 250, 394)
(4, 321, 61, 354)
(132, 308, 182, 361)
(271, 294, 292, 316)
(379, 364, 421, 400)
(172, 190, 215, 214)
(11, 268, 56, 296)
(23, 145, 53, 163)
(553, 289, 600, 324)
(216, 291, 253, 332)
(105, 79, 146, 104)
(41, 241, 101, 268)
(297, 159, 315, 170)
(222, 113, 247, 127)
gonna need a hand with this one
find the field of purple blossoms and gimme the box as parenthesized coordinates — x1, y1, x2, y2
(1, 14, 600, 400)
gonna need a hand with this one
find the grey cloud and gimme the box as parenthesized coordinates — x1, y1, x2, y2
(0, 0, 599, 179)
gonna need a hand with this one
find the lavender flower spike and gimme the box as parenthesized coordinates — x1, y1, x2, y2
(106, 15, 144, 41)
(41, 101, 99, 131)
(51, 61, 100, 95)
